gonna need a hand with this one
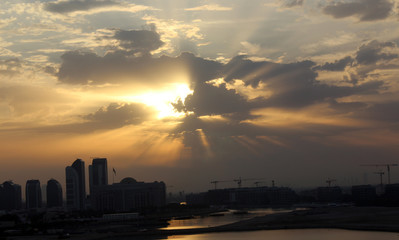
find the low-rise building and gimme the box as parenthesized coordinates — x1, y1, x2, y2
(187, 186, 297, 207)
(91, 177, 166, 212)
(352, 185, 376, 206)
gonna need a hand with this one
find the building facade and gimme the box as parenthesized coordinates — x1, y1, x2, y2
(26, 180, 42, 209)
(316, 186, 343, 203)
(65, 166, 80, 210)
(46, 179, 63, 208)
(352, 185, 376, 206)
(91, 177, 166, 212)
(0, 181, 22, 211)
(65, 159, 86, 210)
(187, 186, 298, 207)
(89, 158, 108, 195)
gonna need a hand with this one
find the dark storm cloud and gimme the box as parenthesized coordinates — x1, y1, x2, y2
(57, 28, 166, 84)
(57, 50, 222, 86)
(346, 40, 399, 83)
(30, 102, 156, 134)
(280, 0, 304, 8)
(171, 54, 384, 118)
(44, 0, 119, 14)
(177, 52, 223, 86)
(56, 32, 392, 123)
(355, 40, 398, 65)
(315, 56, 354, 71)
(57, 51, 102, 84)
(223, 55, 317, 89)
(323, 0, 394, 21)
(83, 102, 155, 127)
(182, 82, 251, 117)
(221, 56, 382, 109)
(56, 29, 222, 85)
(113, 29, 164, 54)
(313, 40, 397, 73)
(0, 58, 21, 77)
(260, 80, 383, 109)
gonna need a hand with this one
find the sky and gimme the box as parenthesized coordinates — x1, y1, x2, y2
(1, 0, 399, 194)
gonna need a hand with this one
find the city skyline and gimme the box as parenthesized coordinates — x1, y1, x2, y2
(0, 157, 395, 206)
(0, 0, 399, 192)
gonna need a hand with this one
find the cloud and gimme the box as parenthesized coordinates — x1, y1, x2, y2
(223, 55, 317, 89)
(0, 58, 21, 77)
(44, 0, 120, 14)
(28, 102, 156, 134)
(57, 48, 222, 86)
(83, 102, 155, 128)
(44, 0, 152, 15)
(113, 29, 164, 54)
(182, 82, 251, 117)
(280, 0, 304, 8)
(171, 53, 385, 117)
(340, 40, 399, 83)
(315, 56, 354, 71)
(56, 36, 390, 118)
(185, 4, 232, 11)
(355, 40, 398, 65)
(56, 29, 166, 84)
(323, 0, 394, 21)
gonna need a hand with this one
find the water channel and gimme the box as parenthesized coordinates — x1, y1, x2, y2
(166, 229, 399, 240)
(163, 208, 292, 230)
(159, 208, 399, 240)
(115, 208, 399, 240)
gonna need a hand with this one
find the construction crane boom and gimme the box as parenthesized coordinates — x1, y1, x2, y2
(361, 164, 398, 184)
(210, 180, 233, 189)
(234, 177, 265, 188)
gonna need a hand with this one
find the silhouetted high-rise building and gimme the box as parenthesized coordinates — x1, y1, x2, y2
(0, 185, 5, 210)
(26, 180, 42, 209)
(1, 181, 22, 210)
(89, 158, 108, 195)
(66, 166, 80, 209)
(47, 179, 63, 208)
(71, 159, 86, 210)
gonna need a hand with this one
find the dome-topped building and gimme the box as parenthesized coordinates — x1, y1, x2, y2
(91, 177, 165, 212)
(120, 177, 138, 184)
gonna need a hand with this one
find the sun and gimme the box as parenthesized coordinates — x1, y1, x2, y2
(119, 83, 193, 119)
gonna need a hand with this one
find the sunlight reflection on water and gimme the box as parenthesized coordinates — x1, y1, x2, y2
(162, 208, 292, 230)
(166, 229, 399, 240)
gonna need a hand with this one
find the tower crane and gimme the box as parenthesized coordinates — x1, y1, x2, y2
(360, 164, 398, 184)
(210, 180, 233, 190)
(233, 177, 265, 188)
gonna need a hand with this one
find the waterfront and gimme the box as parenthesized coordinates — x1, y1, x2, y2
(165, 229, 399, 240)
(163, 208, 292, 230)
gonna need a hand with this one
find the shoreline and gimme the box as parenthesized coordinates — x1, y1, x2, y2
(77, 206, 399, 239)
(10, 206, 399, 239)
